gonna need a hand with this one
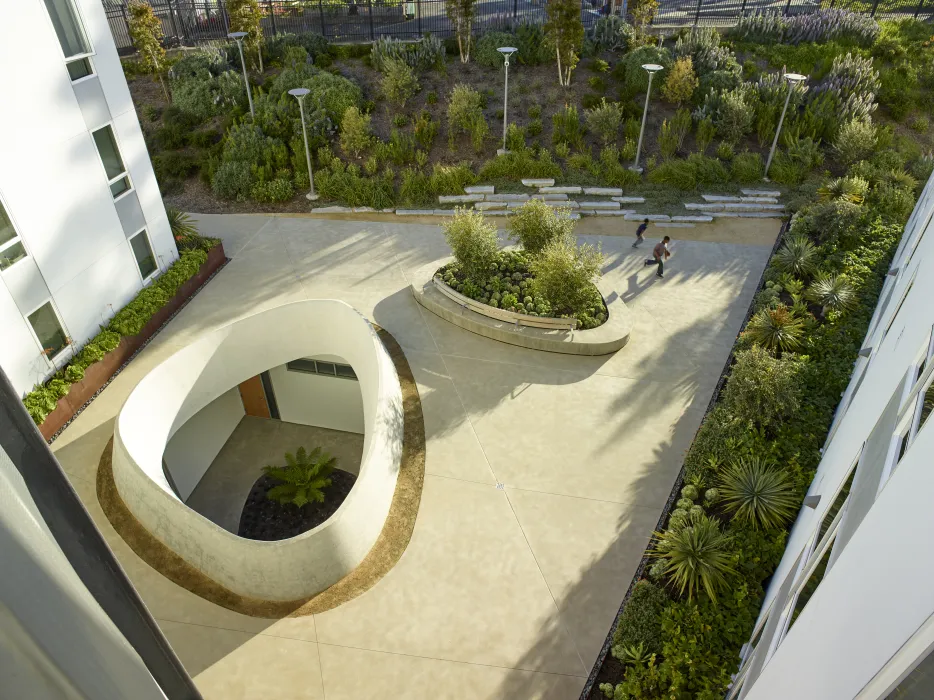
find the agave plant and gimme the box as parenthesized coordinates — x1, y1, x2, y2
(651, 513, 735, 602)
(719, 457, 798, 529)
(881, 168, 918, 193)
(166, 207, 199, 239)
(617, 642, 651, 666)
(807, 273, 856, 316)
(773, 234, 819, 278)
(818, 176, 869, 204)
(745, 305, 805, 352)
(262, 447, 336, 508)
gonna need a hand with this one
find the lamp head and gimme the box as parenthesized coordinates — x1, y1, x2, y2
(642, 63, 664, 73)
(228, 31, 248, 40)
(784, 72, 807, 83)
(497, 46, 518, 57)
(288, 87, 311, 99)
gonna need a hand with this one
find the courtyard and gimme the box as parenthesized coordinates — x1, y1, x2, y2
(51, 212, 776, 699)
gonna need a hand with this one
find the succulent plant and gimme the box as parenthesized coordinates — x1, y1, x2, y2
(681, 485, 699, 501)
(676, 497, 695, 510)
(704, 487, 720, 504)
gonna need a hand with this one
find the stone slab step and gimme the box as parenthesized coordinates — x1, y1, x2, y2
(439, 194, 485, 204)
(539, 186, 582, 194)
(613, 196, 646, 204)
(583, 187, 624, 196)
(485, 193, 530, 202)
(702, 194, 742, 203)
(712, 211, 784, 219)
(625, 213, 671, 222)
(352, 206, 377, 213)
(578, 201, 620, 210)
(509, 201, 579, 209)
(684, 202, 722, 211)
(742, 189, 781, 197)
(475, 202, 507, 211)
(465, 185, 494, 195)
(522, 178, 555, 187)
(741, 196, 778, 203)
(311, 205, 353, 213)
(672, 215, 714, 223)
(531, 193, 569, 201)
(432, 210, 456, 216)
(656, 222, 696, 228)
(724, 203, 785, 211)
(595, 210, 633, 216)
(484, 210, 510, 216)
(380, 209, 396, 213)
(395, 209, 435, 216)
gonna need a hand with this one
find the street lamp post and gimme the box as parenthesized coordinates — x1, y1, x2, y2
(497, 46, 518, 156)
(765, 72, 807, 180)
(228, 31, 254, 118)
(632, 63, 664, 172)
(288, 88, 319, 201)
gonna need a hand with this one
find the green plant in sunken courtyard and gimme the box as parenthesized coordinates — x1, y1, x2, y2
(262, 447, 336, 508)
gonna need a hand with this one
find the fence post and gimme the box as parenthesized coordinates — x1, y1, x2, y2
(869, 0, 880, 14)
(739, 0, 748, 16)
(514, 0, 519, 20)
(416, 0, 422, 34)
(120, 5, 132, 49)
(175, 0, 191, 45)
(318, 0, 328, 38)
(367, 0, 375, 39)
(914, 0, 925, 17)
(166, 0, 183, 43)
(267, 0, 278, 35)
(783, 0, 793, 16)
(693, 0, 703, 25)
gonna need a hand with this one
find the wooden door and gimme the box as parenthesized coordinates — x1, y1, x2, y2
(239, 375, 271, 418)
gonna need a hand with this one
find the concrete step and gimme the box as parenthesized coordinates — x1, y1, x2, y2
(684, 202, 723, 211)
(613, 196, 646, 204)
(485, 193, 530, 202)
(625, 213, 671, 222)
(475, 202, 507, 211)
(439, 194, 485, 204)
(465, 185, 494, 195)
(742, 188, 781, 197)
(656, 222, 696, 228)
(595, 210, 635, 216)
(724, 202, 785, 211)
(702, 194, 743, 203)
(712, 211, 784, 219)
(396, 209, 435, 216)
(578, 201, 620, 210)
(539, 186, 582, 194)
(311, 205, 354, 213)
(672, 215, 714, 223)
(582, 187, 624, 196)
(522, 178, 555, 187)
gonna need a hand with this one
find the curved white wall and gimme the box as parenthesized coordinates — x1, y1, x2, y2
(112, 300, 404, 601)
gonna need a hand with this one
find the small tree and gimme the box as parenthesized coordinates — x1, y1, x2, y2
(628, 0, 659, 41)
(228, 0, 265, 73)
(545, 0, 584, 87)
(662, 56, 698, 106)
(127, 0, 169, 101)
(585, 98, 623, 145)
(446, 0, 476, 64)
(381, 58, 420, 107)
(509, 200, 575, 254)
(443, 208, 499, 283)
(339, 106, 372, 157)
(262, 447, 336, 508)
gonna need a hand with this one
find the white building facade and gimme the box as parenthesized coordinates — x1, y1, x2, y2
(0, 0, 175, 397)
(733, 171, 934, 699)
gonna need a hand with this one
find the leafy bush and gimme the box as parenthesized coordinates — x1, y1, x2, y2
(429, 163, 477, 195)
(588, 16, 635, 53)
(509, 200, 575, 254)
(529, 236, 604, 322)
(304, 71, 363, 122)
(815, 52, 879, 124)
(674, 26, 739, 76)
(695, 117, 716, 154)
(381, 58, 420, 107)
(651, 514, 735, 602)
(622, 45, 671, 96)
(443, 209, 499, 283)
(315, 160, 395, 209)
(585, 99, 623, 145)
(370, 35, 444, 72)
(733, 9, 879, 46)
(612, 581, 668, 657)
(447, 84, 488, 153)
(250, 176, 294, 202)
(474, 31, 516, 69)
(722, 346, 804, 430)
(478, 148, 562, 181)
(515, 21, 551, 65)
(662, 56, 698, 106)
(339, 106, 372, 157)
(719, 458, 798, 530)
(731, 152, 763, 183)
(552, 105, 585, 150)
(648, 153, 728, 190)
(263, 447, 335, 507)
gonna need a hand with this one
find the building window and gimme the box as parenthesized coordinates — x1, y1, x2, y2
(43, 0, 91, 59)
(286, 359, 357, 380)
(130, 230, 157, 280)
(91, 126, 131, 198)
(28, 302, 68, 359)
(883, 280, 914, 342)
(0, 199, 28, 272)
(66, 56, 94, 81)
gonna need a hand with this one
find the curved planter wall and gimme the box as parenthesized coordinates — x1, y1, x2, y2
(112, 300, 404, 601)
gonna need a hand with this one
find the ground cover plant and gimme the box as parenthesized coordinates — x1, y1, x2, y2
(436, 204, 607, 329)
(120, 12, 933, 215)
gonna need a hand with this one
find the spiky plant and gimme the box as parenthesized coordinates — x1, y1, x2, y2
(773, 234, 819, 278)
(745, 305, 805, 352)
(818, 176, 869, 204)
(807, 272, 856, 316)
(651, 513, 735, 602)
(617, 642, 651, 666)
(166, 207, 198, 239)
(262, 447, 336, 508)
(719, 457, 798, 529)
(882, 168, 918, 193)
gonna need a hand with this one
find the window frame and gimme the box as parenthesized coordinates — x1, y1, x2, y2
(90, 123, 134, 201)
(881, 271, 917, 346)
(24, 299, 71, 365)
(42, 0, 94, 62)
(128, 228, 159, 283)
(0, 192, 30, 274)
(285, 359, 358, 381)
(66, 55, 97, 84)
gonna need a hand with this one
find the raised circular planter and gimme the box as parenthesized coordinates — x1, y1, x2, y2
(410, 261, 632, 356)
(111, 300, 405, 602)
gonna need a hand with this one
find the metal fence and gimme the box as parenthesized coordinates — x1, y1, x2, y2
(105, 0, 932, 55)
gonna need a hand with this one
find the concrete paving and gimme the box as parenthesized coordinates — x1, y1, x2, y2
(52, 213, 778, 699)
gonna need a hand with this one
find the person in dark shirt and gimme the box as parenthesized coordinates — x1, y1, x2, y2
(632, 218, 649, 248)
(644, 236, 671, 278)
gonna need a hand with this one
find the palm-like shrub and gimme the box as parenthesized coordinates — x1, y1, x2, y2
(807, 273, 856, 315)
(745, 305, 805, 352)
(166, 207, 198, 239)
(509, 200, 575, 255)
(719, 458, 798, 529)
(818, 176, 869, 204)
(263, 447, 336, 508)
(650, 513, 735, 601)
(773, 234, 819, 278)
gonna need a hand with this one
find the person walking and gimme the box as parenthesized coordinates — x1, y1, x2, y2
(632, 218, 649, 248)
(644, 236, 671, 278)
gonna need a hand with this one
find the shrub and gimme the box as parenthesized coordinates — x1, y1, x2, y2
(588, 16, 635, 53)
(794, 199, 865, 247)
(529, 236, 604, 317)
(585, 99, 623, 145)
(263, 447, 335, 507)
(474, 31, 516, 69)
(715, 88, 755, 145)
(370, 35, 444, 72)
(545, 0, 584, 86)
(127, 0, 166, 82)
(817, 53, 880, 124)
(399, 167, 433, 206)
(773, 233, 819, 277)
(443, 209, 499, 282)
(515, 21, 552, 65)
(744, 305, 805, 352)
(696, 117, 716, 154)
(623, 45, 671, 96)
(661, 56, 698, 106)
(611, 581, 668, 656)
(429, 163, 477, 194)
(509, 200, 575, 254)
(339, 106, 372, 157)
(719, 458, 798, 530)
(818, 176, 869, 204)
(211, 160, 253, 201)
(909, 115, 929, 133)
(381, 58, 420, 107)
(833, 118, 877, 166)
(552, 105, 585, 150)
(447, 84, 488, 153)
(722, 346, 804, 430)
(505, 123, 526, 152)
(807, 273, 857, 315)
(716, 142, 734, 161)
(478, 148, 562, 180)
(650, 514, 735, 601)
(304, 71, 363, 122)
(731, 152, 763, 183)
